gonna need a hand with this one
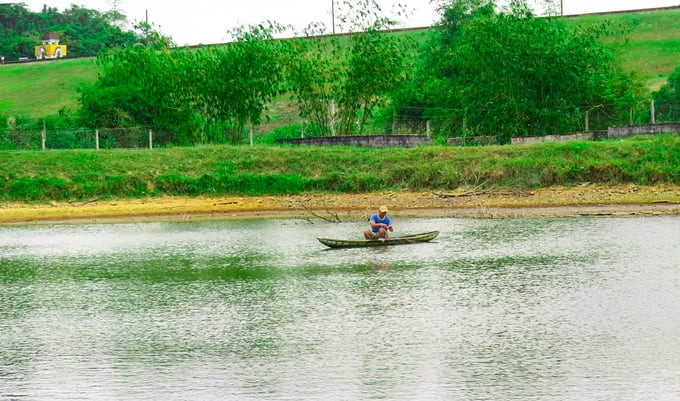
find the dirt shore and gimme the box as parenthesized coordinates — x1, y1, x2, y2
(2, 184, 680, 224)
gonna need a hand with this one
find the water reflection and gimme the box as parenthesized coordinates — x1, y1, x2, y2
(1, 217, 680, 400)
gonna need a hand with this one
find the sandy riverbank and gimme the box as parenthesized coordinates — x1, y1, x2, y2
(1, 184, 680, 224)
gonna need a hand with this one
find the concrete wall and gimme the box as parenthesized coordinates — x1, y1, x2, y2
(277, 123, 680, 148)
(510, 132, 608, 145)
(447, 136, 499, 146)
(608, 123, 680, 139)
(277, 135, 432, 148)
(511, 124, 679, 145)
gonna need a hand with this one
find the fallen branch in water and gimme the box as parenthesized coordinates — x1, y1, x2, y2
(296, 199, 342, 223)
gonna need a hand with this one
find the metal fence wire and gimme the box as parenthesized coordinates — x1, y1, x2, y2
(0, 127, 177, 151)
(1, 100, 679, 150)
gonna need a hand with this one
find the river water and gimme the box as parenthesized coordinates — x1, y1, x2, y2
(1, 216, 679, 400)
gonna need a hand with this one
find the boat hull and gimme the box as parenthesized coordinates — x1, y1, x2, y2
(317, 231, 439, 249)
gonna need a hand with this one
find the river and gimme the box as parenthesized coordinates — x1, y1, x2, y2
(1, 216, 679, 400)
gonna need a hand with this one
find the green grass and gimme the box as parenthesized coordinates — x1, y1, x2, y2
(562, 9, 680, 90)
(0, 57, 99, 118)
(1, 8, 679, 121)
(1, 134, 679, 202)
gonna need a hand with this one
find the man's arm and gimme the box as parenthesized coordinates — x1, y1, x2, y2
(370, 215, 390, 230)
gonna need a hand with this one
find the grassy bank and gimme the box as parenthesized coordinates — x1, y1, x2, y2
(2, 134, 679, 203)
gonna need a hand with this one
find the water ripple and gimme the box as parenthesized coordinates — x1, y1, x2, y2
(2, 216, 680, 400)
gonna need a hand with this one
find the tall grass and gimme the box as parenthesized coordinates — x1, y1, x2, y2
(1, 135, 679, 202)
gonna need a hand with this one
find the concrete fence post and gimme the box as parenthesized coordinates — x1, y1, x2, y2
(392, 112, 396, 134)
(651, 99, 655, 124)
(42, 121, 46, 151)
(585, 110, 589, 132)
(148, 129, 153, 149)
(95, 129, 99, 150)
(426, 120, 431, 139)
(330, 99, 336, 137)
(249, 127, 253, 146)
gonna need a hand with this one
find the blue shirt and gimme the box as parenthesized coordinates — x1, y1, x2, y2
(369, 213, 392, 233)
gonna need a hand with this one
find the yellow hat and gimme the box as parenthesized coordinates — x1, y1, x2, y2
(378, 205, 388, 213)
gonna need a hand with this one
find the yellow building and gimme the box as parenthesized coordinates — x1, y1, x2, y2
(35, 32, 67, 59)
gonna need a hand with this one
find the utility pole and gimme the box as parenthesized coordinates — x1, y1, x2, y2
(110, 0, 122, 12)
(331, 0, 336, 34)
(560, 0, 563, 16)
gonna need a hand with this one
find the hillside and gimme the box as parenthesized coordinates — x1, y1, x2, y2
(562, 8, 680, 90)
(1, 8, 679, 122)
(0, 57, 98, 118)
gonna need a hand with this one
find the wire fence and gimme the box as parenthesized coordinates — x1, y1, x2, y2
(1, 100, 679, 150)
(0, 127, 180, 151)
(310, 99, 680, 139)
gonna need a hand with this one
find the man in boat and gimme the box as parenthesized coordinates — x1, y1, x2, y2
(364, 205, 394, 240)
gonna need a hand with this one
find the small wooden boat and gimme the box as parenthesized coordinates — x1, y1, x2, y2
(317, 231, 439, 249)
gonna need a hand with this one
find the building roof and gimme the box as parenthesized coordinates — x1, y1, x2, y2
(41, 31, 59, 41)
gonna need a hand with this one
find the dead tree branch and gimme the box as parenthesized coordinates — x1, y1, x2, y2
(296, 199, 342, 223)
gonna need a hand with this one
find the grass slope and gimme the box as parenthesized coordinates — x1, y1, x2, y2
(563, 8, 680, 90)
(1, 8, 679, 120)
(0, 57, 99, 118)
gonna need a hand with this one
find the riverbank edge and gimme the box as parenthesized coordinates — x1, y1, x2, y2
(2, 184, 680, 225)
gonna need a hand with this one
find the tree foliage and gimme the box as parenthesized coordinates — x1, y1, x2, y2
(285, 24, 341, 136)
(0, 3, 146, 60)
(337, 27, 409, 135)
(394, 0, 643, 142)
(79, 23, 288, 145)
(653, 66, 680, 121)
(285, 0, 411, 136)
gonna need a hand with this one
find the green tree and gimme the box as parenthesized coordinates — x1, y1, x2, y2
(133, 21, 175, 50)
(284, 0, 411, 136)
(79, 23, 288, 145)
(285, 23, 341, 136)
(60, 5, 140, 55)
(0, 4, 39, 59)
(204, 22, 289, 142)
(399, 0, 643, 143)
(79, 46, 205, 145)
(0, 3, 150, 60)
(653, 66, 680, 122)
(337, 27, 408, 135)
(336, 0, 411, 136)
